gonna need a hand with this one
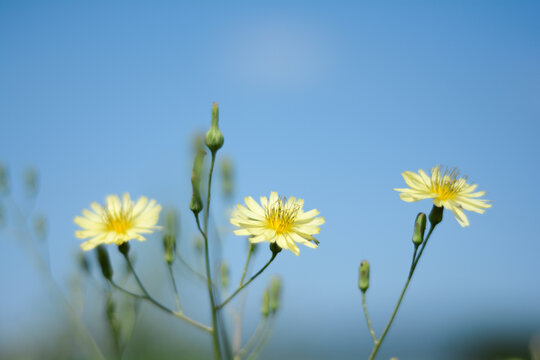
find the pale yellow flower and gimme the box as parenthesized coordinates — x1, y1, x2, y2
(230, 192, 324, 256)
(74, 193, 162, 251)
(394, 166, 491, 227)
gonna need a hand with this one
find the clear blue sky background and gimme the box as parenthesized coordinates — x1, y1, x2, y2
(1, 1, 539, 359)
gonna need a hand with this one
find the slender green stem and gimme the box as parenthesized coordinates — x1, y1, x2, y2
(197, 151, 222, 360)
(119, 255, 212, 333)
(367, 225, 437, 360)
(110, 280, 145, 298)
(362, 292, 377, 344)
(408, 246, 418, 278)
(411, 225, 435, 272)
(239, 243, 255, 287)
(216, 253, 278, 310)
(167, 264, 182, 312)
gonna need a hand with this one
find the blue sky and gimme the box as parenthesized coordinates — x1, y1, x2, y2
(1, 1, 539, 359)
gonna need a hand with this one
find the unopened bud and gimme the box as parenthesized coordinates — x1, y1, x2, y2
(269, 276, 282, 314)
(429, 205, 444, 226)
(118, 242, 130, 257)
(165, 209, 179, 238)
(205, 102, 224, 154)
(106, 294, 116, 322)
(189, 145, 206, 215)
(0, 163, 9, 195)
(24, 167, 38, 197)
(261, 288, 270, 318)
(78, 252, 91, 274)
(163, 234, 176, 264)
(220, 262, 230, 289)
(96, 245, 113, 280)
(33, 213, 47, 241)
(412, 213, 427, 246)
(358, 260, 370, 293)
(270, 242, 282, 256)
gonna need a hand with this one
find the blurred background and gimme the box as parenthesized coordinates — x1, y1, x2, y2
(1, 1, 539, 359)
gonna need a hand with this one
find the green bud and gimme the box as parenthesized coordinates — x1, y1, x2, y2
(220, 262, 230, 289)
(106, 293, 116, 322)
(163, 234, 176, 264)
(78, 252, 91, 274)
(205, 102, 224, 154)
(118, 242, 130, 257)
(24, 167, 38, 197)
(96, 245, 113, 281)
(429, 205, 444, 227)
(269, 276, 282, 314)
(261, 288, 270, 318)
(220, 157, 234, 198)
(33, 213, 47, 241)
(165, 209, 179, 238)
(270, 242, 282, 256)
(189, 145, 206, 215)
(358, 260, 370, 293)
(0, 163, 9, 195)
(412, 213, 427, 246)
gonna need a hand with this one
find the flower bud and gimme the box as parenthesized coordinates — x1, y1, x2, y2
(189, 146, 206, 215)
(412, 213, 427, 247)
(118, 242, 130, 257)
(96, 245, 113, 280)
(220, 262, 230, 289)
(78, 252, 91, 275)
(205, 102, 224, 154)
(105, 294, 120, 336)
(358, 260, 370, 293)
(270, 242, 282, 256)
(33, 213, 47, 241)
(106, 293, 116, 322)
(165, 209, 179, 238)
(269, 276, 282, 314)
(0, 163, 9, 195)
(429, 205, 444, 227)
(163, 234, 176, 264)
(261, 288, 270, 318)
(24, 167, 38, 197)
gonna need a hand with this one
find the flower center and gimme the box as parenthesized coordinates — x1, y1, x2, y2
(430, 167, 466, 201)
(105, 212, 132, 234)
(265, 197, 299, 234)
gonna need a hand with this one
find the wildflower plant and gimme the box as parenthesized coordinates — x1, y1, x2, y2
(72, 102, 322, 359)
(359, 166, 491, 359)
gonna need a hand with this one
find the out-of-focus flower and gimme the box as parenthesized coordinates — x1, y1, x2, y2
(230, 192, 324, 255)
(394, 166, 491, 227)
(74, 193, 161, 251)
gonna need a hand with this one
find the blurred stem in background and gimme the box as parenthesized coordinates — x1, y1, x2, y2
(0, 164, 106, 360)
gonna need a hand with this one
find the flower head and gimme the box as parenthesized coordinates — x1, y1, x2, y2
(230, 192, 324, 255)
(394, 166, 491, 227)
(74, 193, 162, 251)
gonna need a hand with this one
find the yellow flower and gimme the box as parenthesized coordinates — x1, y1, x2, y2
(394, 166, 491, 227)
(230, 192, 324, 256)
(74, 193, 162, 251)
